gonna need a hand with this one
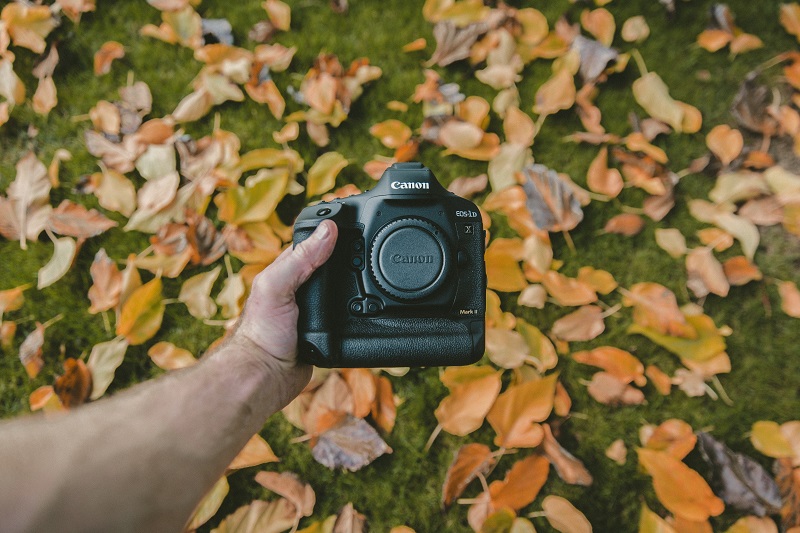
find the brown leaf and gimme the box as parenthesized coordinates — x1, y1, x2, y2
(427, 20, 488, 67)
(521, 164, 584, 232)
(686, 247, 730, 298)
(333, 502, 366, 533)
(48, 200, 117, 240)
(53, 358, 92, 408)
(312, 415, 392, 472)
(487, 373, 558, 448)
(19, 323, 45, 379)
(448, 173, 488, 199)
(87, 249, 122, 314)
(304, 372, 354, 437)
(587, 372, 645, 405)
(587, 147, 623, 197)
(542, 424, 593, 486)
(435, 366, 502, 436)
(370, 375, 396, 433)
(646, 365, 673, 395)
(94, 41, 125, 76)
(775, 458, 800, 529)
(552, 305, 605, 342)
(604, 213, 645, 236)
(778, 281, 800, 318)
(723, 256, 763, 286)
(442, 443, 495, 508)
(533, 68, 576, 117)
(341, 368, 377, 419)
(542, 495, 593, 533)
(255, 471, 315, 518)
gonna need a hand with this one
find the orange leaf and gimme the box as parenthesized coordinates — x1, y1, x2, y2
(587, 147, 623, 198)
(255, 471, 315, 518)
(533, 68, 575, 117)
(636, 448, 725, 521)
(1, 3, 56, 54)
(781, 3, 800, 42)
(573, 347, 645, 386)
(542, 424, 593, 486)
(148, 341, 197, 370)
(442, 443, 495, 508)
(622, 282, 696, 339)
(778, 281, 800, 318)
(646, 365, 673, 395)
(644, 419, 697, 460)
(604, 213, 645, 236)
(94, 41, 125, 76)
(370, 375, 396, 433)
(723, 256, 762, 286)
(686, 247, 730, 298)
(485, 238, 527, 292)
(303, 372, 353, 436)
(487, 373, 558, 448)
(341, 368, 377, 419)
(369, 119, 412, 149)
(581, 8, 615, 46)
(402, 38, 427, 52)
(53, 358, 92, 408)
(489, 455, 550, 511)
(706, 125, 743, 166)
(227, 434, 279, 470)
(697, 29, 732, 52)
(115, 277, 165, 345)
(542, 271, 597, 307)
(435, 366, 502, 436)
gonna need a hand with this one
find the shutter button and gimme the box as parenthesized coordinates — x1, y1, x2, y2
(316, 208, 332, 216)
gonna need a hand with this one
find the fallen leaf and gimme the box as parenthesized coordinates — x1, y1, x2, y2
(751, 421, 795, 459)
(427, 20, 489, 67)
(696, 431, 782, 517)
(637, 447, 725, 521)
(573, 346, 646, 386)
(706, 125, 743, 166)
(542, 271, 597, 307)
(448, 173, 488, 199)
(29, 385, 65, 413)
(116, 277, 165, 345)
(655, 228, 688, 258)
(517, 284, 547, 309)
(179, 266, 221, 319)
(82, 167, 137, 217)
(263, 0, 291, 31)
(606, 439, 627, 465)
(8, 151, 51, 249)
(48, 200, 117, 240)
(255, 471, 315, 518)
(580, 8, 615, 46)
(542, 423, 593, 486)
(87, 336, 129, 400)
(533, 68, 576, 117)
(485, 238, 527, 292)
(542, 495, 593, 533)
(723, 256, 762, 286)
(638, 503, 677, 533)
(686, 247, 730, 298)
(633, 72, 702, 133)
(370, 375, 396, 433)
(94, 41, 125, 75)
(723, 516, 779, 533)
(369, 120, 412, 149)
(781, 3, 800, 43)
(521, 164, 584, 232)
(586, 372, 645, 405)
(622, 282, 696, 339)
(53, 358, 92, 408)
(489, 455, 550, 512)
(435, 366, 502, 435)
(778, 281, 800, 318)
(552, 305, 605, 342)
(216, 270, 246, 319)
(441, 443, 495, 508)
(1, 3, 57, 54)
(646, 365, 673, 395)
(307, 152, 348, 197)
(37, 236, 77, 290)
(312, 414, 392, 472)
(586, 146, 623, 197)
(148, 341, 196, 370)
(340, 368, 376, 419)
(604, 213, 645, 236)
(644, 419, 697, 460)
(486, 373, 558, 448)
(622, 16, 650, 43)
(19, 323, 45, 378)
(775, 457, 800, 530)
(228, 434, 279, 470)
(402, 37, 426, 52)
(212, 498, 296, 533)
(187, 477, 229, 531)
(333, 502, 367, 533)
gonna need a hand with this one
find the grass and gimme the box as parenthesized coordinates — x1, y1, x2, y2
(1, 0, 800, 531)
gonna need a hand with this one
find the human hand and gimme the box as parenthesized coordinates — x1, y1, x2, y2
(235, 220, 338, 399)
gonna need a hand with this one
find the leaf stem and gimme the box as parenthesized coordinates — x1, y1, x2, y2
(424, 423, 443, 452)
(41, 313, 64, 330)
(631, 49, 648, 77)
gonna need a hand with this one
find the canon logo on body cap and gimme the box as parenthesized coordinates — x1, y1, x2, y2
(391, 181, 430, 190)
(391, 254, 435, 264)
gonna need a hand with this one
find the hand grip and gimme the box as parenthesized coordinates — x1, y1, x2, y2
(294, 227, 336, 365)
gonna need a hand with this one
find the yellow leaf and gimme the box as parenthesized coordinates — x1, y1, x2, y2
(87, 336, 129, 400)
(216, 168, 290, 225)
(263, 0, 290, 31)
(633, 72, 699, 133)
(179, 266, 221, 319)
(1, 3, 56, 54)
(581, 8, 615, 46)
(638, 503, 677, 533)
(637, 448, 724, 521)
(188, 476, 229, 530)
(750, 420, 795, 458)
(116, 278, 165, 345)
(307, 152, 349, 197)
(435, 366, 502, 436)
(370, 120, 412, 149)
(32, 76, 57, 115)
(228, 434, 279, 470)
(485, 238, 527, 293)
(533, 68, 576, 117)
(542, 495, 593, 533)
(628, 312, 726, 363)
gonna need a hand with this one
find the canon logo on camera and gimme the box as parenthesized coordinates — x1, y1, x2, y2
(391, 181, 429, 190)
(391, 254, 435, 264)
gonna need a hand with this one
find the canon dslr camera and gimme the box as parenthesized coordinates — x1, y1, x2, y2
(293, 162, 486, 368)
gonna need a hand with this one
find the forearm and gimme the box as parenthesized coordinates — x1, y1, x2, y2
(0, 335, 296, 533)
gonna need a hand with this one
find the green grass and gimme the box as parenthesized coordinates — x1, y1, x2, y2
(1, 0, 800, 531)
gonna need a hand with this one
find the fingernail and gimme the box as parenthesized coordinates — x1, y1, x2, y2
(313, 221, 331, 241)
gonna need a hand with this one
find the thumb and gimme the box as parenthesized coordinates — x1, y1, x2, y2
(258, 219, 338, 299)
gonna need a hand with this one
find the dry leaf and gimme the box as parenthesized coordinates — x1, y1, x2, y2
(441, 443, 495, 508)
(435, 366, 502, 435)
(542, 495, 593, 533)
(485, 328, 529, 369)
(606, 439, 628, 465)
(485, 238, 527, 292)
(188, 476, 229, 531)
(637, 448, 725, 521)
(369, 120, 412, 149)
(213, 498, 296, 533)
(622, 282, 696, 339)
(19, 323, 45, 379)
(723, 256, 762, 286)
(1, 3, 57, 54)
(87, 336, 129, 400)
(655, 228, 688, 258)
(580, 8, 615, 47)
(633, 72, 702, 133)
(573, 346, 646, 386)
(646, 365, 673, 395)
(216, 271, 246, 319)
(94, 41, 125, 76)
(448, 174, 488, 199)
(255, 471, 315, 518)
(148, 341, 196, 370)
(706, 125, 743, 166)
(521, 164, 584, 232)
(542, 424, 593, 486)
(37, 236, 77, 290)
(686, 247, 730, 298)
(778, 281, 800, 318)
(486, 373, 558, 448)
(750, 421, 795, 459)
(312, 414, 392, 472)
(542, 271, 597, 307)
(228, 434, 279, 470)
(179, 266, 221, 319)
(533, 68, 576, 117)
(307, 152, 348, 197)
(48, 199, 117, 240)
(489, 454, 550, 511)
(587, 147, 623, 197)
(644, 419, 697, 460)
(427, 20, 488, 67)
(552, 305, 605, 342)
(622, 16, 649, 43)
(586, 372, 645, 405)
(604, 213, 645, 236)
(116, 277, 165, 345)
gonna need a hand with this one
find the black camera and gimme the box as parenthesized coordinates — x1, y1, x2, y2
(292, 162, 486, 368)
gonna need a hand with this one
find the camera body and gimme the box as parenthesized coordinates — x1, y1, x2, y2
(293, 162, 486, 368)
